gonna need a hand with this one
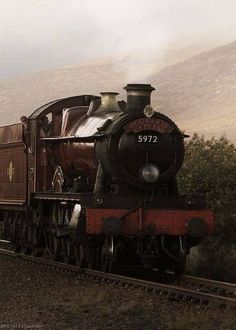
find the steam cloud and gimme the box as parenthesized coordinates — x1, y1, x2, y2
(0, 0, 236, 80)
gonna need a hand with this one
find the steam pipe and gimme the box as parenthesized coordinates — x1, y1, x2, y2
(93, 162, 105, 204)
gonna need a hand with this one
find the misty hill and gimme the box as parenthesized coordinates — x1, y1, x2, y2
(0, 41, 235, 143)
(151, 41, 236, 143)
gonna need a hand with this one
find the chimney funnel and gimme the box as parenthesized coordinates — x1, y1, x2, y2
(124, 84, 155, 113)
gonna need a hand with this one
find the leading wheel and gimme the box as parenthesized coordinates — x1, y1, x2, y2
(101, 237, 114, 273)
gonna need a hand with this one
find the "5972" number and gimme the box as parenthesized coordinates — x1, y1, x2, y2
(137, 135, 158, 143)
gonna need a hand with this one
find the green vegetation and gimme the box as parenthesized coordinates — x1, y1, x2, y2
(178, 134, 236, 282)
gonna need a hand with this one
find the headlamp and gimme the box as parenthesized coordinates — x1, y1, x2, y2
(140, 164, 160, 183)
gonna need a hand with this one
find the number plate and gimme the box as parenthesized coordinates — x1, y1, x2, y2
(137, 135, 159, 143)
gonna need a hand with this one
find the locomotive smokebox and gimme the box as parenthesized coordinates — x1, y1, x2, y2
(124, 83, 155, 113)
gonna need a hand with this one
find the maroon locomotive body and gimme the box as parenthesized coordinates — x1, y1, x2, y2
(0, 84, 213, 274)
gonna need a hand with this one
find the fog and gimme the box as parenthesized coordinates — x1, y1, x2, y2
(0, 0, 236, 80)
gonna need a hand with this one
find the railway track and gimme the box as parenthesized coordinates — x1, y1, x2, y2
(174, 273, 236, 297)
(0, 246, 235, 308)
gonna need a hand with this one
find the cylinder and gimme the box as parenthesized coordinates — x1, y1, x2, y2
(123, 84, 155, 113)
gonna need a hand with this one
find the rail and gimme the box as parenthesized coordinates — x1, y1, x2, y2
(0, 247, 235, 308)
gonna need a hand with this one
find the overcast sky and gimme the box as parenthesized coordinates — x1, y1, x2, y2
(0, 0, 236, 80)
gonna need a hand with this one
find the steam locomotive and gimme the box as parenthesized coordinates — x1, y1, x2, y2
(0, 83, 213, 274)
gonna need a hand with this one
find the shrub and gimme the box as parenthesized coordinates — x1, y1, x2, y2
(178, 134, 236, 281)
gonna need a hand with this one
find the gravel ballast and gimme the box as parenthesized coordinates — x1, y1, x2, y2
(0, 255, 235, 330)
